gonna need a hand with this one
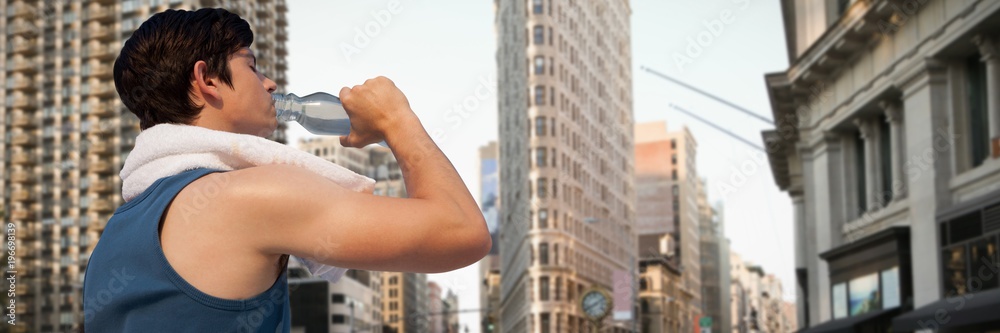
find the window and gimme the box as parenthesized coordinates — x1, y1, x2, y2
(534, 56, 545, 74)
(331, 294, 345, 303)
(537, 178, 548, 198)
(533, 0, 543, 14)
(552, 178, 558, 198)
(832, 283, 847, 319)
(540, 276, 550, 300)
(539, 209, 548, 228)
(535, 117, 547, 136)
(881, 267, 901, 309)
(671, 139, 676, 149)
(555, 277, 561, 300)
(967, 54, 989, 167)
(536, 148, 547, 167)
(878, 116, 893, 205)
(848, 273, 879, 316)
(332, 315, 346, 324)
(539, 243, 549, 265)
(553, 244, 559, 265)
(671, 170, 677, 181)
(671, 154, 677, 165)
(854, 135, 867, 214)
(535, 85, 546, 106)
(533, 25, 544, 44)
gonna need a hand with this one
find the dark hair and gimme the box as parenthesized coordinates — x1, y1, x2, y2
(114, 8, 253, 130)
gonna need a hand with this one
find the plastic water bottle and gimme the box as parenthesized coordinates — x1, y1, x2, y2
(273, 92, 387, 147)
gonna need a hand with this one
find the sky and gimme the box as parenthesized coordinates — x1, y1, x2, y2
(283, 0, 792, 331)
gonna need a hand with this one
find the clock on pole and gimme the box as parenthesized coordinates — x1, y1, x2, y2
(578, 287, 613, 333)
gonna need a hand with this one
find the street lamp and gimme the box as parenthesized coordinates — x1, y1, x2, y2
(584, 217, 637, 333)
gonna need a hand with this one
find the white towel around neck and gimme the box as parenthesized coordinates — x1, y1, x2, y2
(120, 123, 376, 283)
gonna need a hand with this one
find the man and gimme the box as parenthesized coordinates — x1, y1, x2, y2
(82, 8, 489, 332)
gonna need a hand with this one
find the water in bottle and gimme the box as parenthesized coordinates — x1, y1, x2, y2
(273, 92, 387, 147)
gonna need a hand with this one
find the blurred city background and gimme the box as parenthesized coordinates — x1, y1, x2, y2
(3, 0, 1000, 332)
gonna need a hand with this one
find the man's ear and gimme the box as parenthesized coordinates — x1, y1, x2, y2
(192, 60, 221, 101)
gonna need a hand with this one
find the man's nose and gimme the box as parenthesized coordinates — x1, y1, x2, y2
(264, 77, 277, 93)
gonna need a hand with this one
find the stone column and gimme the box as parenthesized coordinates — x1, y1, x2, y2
(972, 34, 1000, 158)
(881, 100, 906, 201)
(854, 118, 879, 212)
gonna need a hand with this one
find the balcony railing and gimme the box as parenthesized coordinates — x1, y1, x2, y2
(11, 96, 38, 109)
(91, 160, 112, 173)
(90, 141, 113, 155)
(7, 2, 35, 19)
(12, 189, 35, 203)
(91, 179, 113, 193)
(84, 6, 115, 23)
(12, 152, 34, 166)
(12, 133, 37, 147)
(12, 112, 37, 128)
(85, 25, 112, 41)
(10, 57, 36, 73)
(10, 76, 35, 91)
(92, 83, 117, 98)
(9, 38, 37, 55)
(11, 208, 30, 221)
(91, 64, 112, 78)
(12, 170, 34, 183)
(89, 199, 113, 213)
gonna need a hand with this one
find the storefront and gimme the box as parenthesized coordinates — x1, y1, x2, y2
(799, 227, 912, 333)
(893, 189, 1000, 332)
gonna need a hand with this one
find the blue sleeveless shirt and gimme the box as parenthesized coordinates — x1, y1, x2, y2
(83, 168, 291, 333)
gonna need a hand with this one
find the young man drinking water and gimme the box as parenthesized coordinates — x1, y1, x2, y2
(82, 8, 490, 332)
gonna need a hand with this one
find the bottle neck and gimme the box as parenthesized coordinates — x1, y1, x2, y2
(273, 93, 301, 122)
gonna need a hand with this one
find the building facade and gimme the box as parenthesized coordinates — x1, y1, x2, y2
(287, 261, 384, 333)
(443, 290, 459, 333)
(699, 191, 732, 333)
(496, 0, 637, 332)
(729, 252, 788, 333)
(428, 282, 444, 333)
(635, 121, 702, 331)
(763, 0, 1000, 331)
(637, 256, 684, 332)
(1, 1, 287, 331)
(478, 141, 502, 333)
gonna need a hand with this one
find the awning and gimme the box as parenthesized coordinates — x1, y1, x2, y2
(798, 307, 901, 333)
(893, 288, 1000, 332)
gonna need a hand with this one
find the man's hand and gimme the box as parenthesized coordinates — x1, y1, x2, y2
(338, 76, 417, 148)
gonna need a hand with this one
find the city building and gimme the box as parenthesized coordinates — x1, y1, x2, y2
(699, 185, 732, 333)
(637, 254, 684, 332)
(729, 252, 788, 333)
(635, 120, 702, 332)
(477, 141, 502, 333)
(428, 282, 444, 333)
(1, 1, 287, 331)
(495, 0, 637, 332)
(287, 260, 383, 333)
(781, 301, 797, 332)
(443, 290, 460, 333)
(762, 0, 1000, 331)
(382, 272, 429, 333)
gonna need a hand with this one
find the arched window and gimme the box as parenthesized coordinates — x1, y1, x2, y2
(534, 56, 545, 75)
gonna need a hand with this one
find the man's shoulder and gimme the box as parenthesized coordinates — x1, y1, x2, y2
(181, 164, 327, 210)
